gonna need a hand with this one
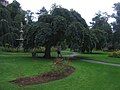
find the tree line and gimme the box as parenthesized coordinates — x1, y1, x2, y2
(0, 0, 120, 58)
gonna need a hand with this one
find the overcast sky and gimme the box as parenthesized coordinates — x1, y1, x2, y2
(8, 0, 120, 25)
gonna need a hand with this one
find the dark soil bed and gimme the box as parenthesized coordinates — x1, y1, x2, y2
(10, 66, 75, 86)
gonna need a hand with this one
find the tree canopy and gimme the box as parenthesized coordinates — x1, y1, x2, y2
(24, 7, 89, 58)
(0, 0, 25, 47)
(90, 11, 112, 50)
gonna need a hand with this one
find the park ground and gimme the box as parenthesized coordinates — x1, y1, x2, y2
(0, 50, 120, 90)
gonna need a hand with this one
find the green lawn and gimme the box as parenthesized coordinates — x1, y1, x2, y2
(0, 51, 120, 90)
(79, 51, 120, 64)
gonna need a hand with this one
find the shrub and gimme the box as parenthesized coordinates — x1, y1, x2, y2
(51, 47, 56, 52)
(108, 51, 120, 58)
(30, 47, 45, 53)
(52, 58, 72, 72)
(1, 47, 22, 52)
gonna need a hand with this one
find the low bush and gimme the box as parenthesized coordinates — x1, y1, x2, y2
(51, 47, 56, 52)
(1, 47, 21, 52)
(108, 51, 120, 58)
(30, 47, 45, 53)
(52, 58, 72, 72)
(1, 43, 23, 52)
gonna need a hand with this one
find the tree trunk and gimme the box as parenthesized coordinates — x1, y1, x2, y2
(32, 48, 36, 58)
(32, 52, 36, 58)
(43, 45, 51, 59)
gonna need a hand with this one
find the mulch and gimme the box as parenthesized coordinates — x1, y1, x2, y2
(10, 66, 75, 86)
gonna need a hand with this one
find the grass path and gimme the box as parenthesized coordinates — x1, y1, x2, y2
(79, 52, 120, 64)
(69, 52, 120, 67)
(82, 59, 120, 67)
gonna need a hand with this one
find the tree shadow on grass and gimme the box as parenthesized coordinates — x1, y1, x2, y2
(83, 52, 105, 55)
(68, 56, 92, 60)
(21, 56, 57, 62)
(19, 52, 95, 62)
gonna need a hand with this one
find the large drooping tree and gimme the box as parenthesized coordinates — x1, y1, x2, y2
(24, 7, 89, 58)
(24, 15, 67, 58)
(66, 22, 83, 51)
(64, 10, 97, 53)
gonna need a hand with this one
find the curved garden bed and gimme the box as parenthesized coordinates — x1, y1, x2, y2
(10, 65, 75, 86)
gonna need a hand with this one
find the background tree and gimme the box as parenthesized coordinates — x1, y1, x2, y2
(90, 29, 106, 50)
(36, 7, 48, 17)
(50, 3, 62, 14)
(91, 11, 112, 50)
(25, 10, 34, 24)
(112, 2, 120, 49)
(0, 0, 25, 47)
(66, 22, 86, 52)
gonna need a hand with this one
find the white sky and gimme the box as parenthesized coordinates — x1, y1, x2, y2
(8, 0, 120, 25)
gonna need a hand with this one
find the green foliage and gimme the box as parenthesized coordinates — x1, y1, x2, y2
(30, 47, 45, 53)
(0, 18, 19, 46)
(91, 29, 107, 50)
(91, 11, 112, 50)
(25, 7, 89, 58)
(66, 22, 84, 51)
(25, 14, 67, 58)
(25, 10, 34, 24)
(0, 32, 18, 46)
(66, 21, 97, 53)
(36, 7, 48, 16)
(0, 19, 10, 36)
(51, 8, 89, 52)
(51, 47, 56, 52)
(51, 8, 74, 23)
(0, 0, 25, 48)
(2, 47, 18, 52)
(70, 9, 88, 28)
(0, 6, 11, 22)
(7, 0, 21, 20)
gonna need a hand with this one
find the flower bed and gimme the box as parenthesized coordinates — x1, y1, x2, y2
(10, 59, 75, 86)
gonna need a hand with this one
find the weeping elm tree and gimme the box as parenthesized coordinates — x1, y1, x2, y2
(24, 15, 67, 58)
(24, 7, 89, 58)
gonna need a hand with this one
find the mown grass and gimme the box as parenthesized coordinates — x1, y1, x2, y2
(0, 51, 120, 90)
(79, 51, 120, 64)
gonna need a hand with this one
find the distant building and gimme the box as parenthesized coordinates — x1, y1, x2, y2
(0, 0, 9, 6)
